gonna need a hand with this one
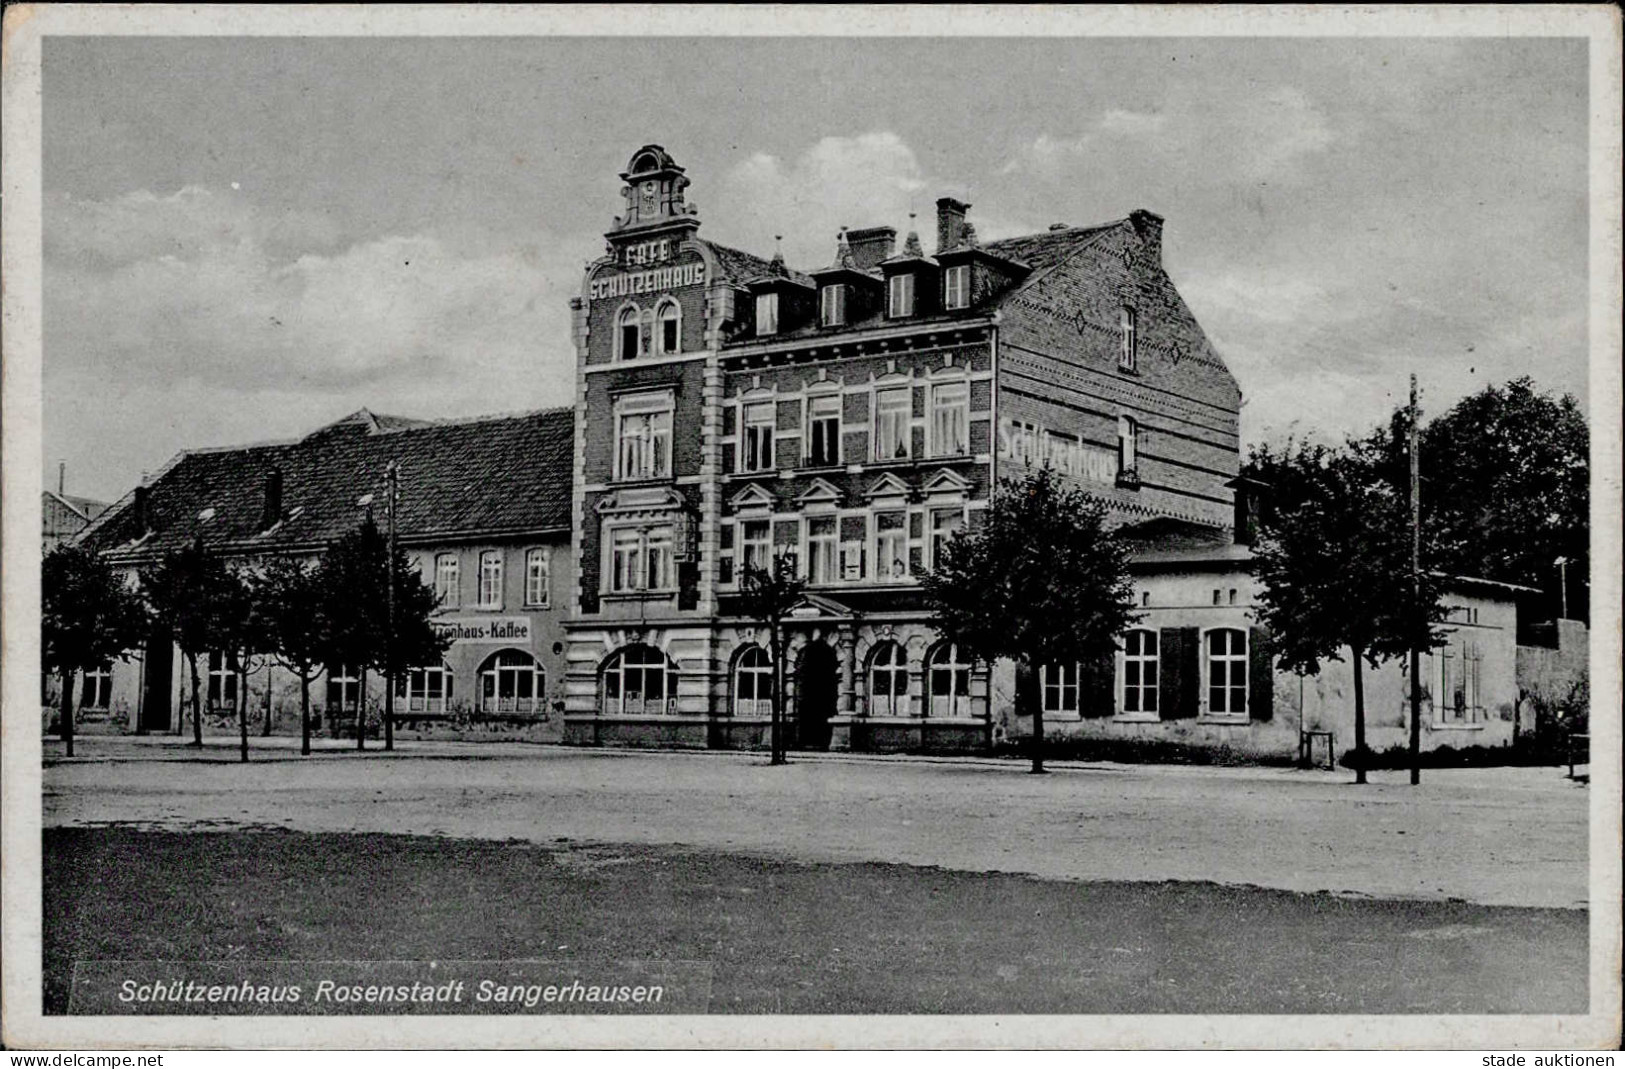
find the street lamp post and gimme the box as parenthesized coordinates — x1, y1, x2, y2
(384, 460, 398, 752)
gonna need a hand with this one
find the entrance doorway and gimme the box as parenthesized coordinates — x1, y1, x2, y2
(794, 641, 838, 751)
(139, 638, 172, 733)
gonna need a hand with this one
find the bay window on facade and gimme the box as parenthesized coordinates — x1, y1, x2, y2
(602, 645, 679, 717)
(615, 392, 672, 481)
(874, 388, 911, 460)
(525, 548, 550, 607)
(1205, 628, 1247, 717)
(477, 550, 503, 609)
(609, 525, 675, 593)
(930, 381, 969, 457)
(806, 394, 841, 466)
(820, 283, 846, 327)
(434, 552, 460, 608)
(742, 401, 776, 472)
(944, 264, 970, 310)
(1122, 629, 1159, 715)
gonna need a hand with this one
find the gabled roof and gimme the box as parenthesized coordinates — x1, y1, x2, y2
(80, 407, 575, 561)
(705, 241, 813, 287)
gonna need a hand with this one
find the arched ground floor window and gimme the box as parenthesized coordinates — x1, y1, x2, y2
(601, 644, 679, 717)
(867, 641, 909, 717)
(926, 641, 973, 718)
(478, 649, 546, 716)
(733, 644, 774, 718)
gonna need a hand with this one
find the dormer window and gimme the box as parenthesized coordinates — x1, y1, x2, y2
(944, 265, 970, 310)
(888, 273, 915, 318)
(1120, 306, 1138, 371)
(618, 306, 641, 360)
(756, 293, 779, 336)
(820, 283, 847, 327)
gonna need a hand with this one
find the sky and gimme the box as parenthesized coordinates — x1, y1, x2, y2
(42, 35, 1590, 502)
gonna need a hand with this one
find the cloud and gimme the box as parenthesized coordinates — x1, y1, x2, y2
(44, 187, 584, 498)
(1004, 85, 1337, 182)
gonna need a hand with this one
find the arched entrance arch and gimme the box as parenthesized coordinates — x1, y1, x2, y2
(794, 640, 838, 751)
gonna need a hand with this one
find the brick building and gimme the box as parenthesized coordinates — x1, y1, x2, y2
(556, 145, 1538, 758)
(71, 408, 574, 740)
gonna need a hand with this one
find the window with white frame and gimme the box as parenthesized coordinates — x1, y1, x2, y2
(1120, 306, 1137, 370)
(1042, 662, 1079, 716)
(617, 306, 641, 361)
(608, 525, 676, 593)
(478, 649, 545, 715)
(524, 548, 550, 607)
(742, 401, 776, 472)
(602, 645, 678, 717)
(806, 394, 841, 467)
(734, 645, 774, 717)
(434, 553, 460, 608)
(944, 264, 970, 310)
(930, 508, 964, 570)
(325, 663, 361, 716)
(615, 392, 673, 481)
(874, 512, 907, 580)
(1118, 416, 1138, 474)
(1205, 629, 1247, 717)
(875, 388, 911, 460)
(930, 381, 969, 457)
(657, 300, 680, 355)
(207, 650, 237, 711)
(807, 515, 838, 584)
(869, 642, 909, 717)
(738, 519, 771, 579)
(477, 550, 503, 609)
(820, 283, 846, 327)
(395, 664, 453, 714)
(756, 292, 779, 335)
(927, 643, 973, 717)
(80, 662, 113, 711)
(1438, 638, 1483, 724)
(1122, 629, 1159, 715)
(888, 273, 915, 318)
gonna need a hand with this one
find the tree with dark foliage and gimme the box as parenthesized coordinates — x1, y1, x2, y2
(141, 538, 250, 749)
(922, 467, 1140, 774)
(738, 551, 806, 766)
(42, 544, 149, 757)
(259, 555, 327, 755)
(1247, 440, 1448, 783)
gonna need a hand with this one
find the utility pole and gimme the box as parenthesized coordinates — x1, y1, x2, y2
(1408, 374, 1423, 786)
(384, 460, 398, 752)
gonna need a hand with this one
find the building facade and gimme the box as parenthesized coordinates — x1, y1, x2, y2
(69, 409, 574, 741)
(557, 145, 1537, 759)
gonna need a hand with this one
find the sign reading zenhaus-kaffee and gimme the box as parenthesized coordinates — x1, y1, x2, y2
(431, 617, 533, 645)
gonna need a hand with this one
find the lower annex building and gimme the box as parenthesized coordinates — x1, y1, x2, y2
(63, 144, 1566, 761)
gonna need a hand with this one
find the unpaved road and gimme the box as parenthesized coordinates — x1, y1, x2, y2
(42, 737, 1590, 908)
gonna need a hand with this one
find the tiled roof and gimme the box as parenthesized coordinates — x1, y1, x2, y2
(80, 407, 575, 561)
(704, 241, 814, 287)
(981, 223, 1118, 274)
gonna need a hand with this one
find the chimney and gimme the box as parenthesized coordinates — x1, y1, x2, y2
(260, 468, 284, 531)
(58, 461, 65, 496)
(132, 485, 150, 538)
(844, 226, 895, 270)
(935, 197, 970, 253)
(1128, 209, 1164, 266)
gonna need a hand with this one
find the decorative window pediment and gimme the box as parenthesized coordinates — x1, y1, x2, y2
(863, 472, 913, 503)
(596, 486, 687, 517)
(728, 482, 778, 513)
(922, 468, 971, 499)
(795, 477, 844, 511)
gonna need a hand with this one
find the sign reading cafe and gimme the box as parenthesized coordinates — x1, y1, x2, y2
(590, 239, 707, 303)
(432, 617, 533, 646)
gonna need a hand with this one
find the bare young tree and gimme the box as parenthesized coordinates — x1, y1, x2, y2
(738, 551, 806, 766)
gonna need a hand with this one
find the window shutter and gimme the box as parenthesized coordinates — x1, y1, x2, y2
(1248, 625, 1274, 721)
(1014, 659, 1038, 719)
(1159, 627, 1200, 719)
(1082, 653, 1115, 718)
